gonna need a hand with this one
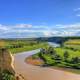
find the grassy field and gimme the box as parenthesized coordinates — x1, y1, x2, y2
(64, 39, 80, 50)
(0, 40, 49, 54)
(55, 40, 80, 73)
(9, 42, 48, 54)
(65, 39, 80, 45)
(55, 48, 80, 60)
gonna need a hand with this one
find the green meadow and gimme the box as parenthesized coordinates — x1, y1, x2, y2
(0, 39, 49, 54)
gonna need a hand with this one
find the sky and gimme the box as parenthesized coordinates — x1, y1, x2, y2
(0, 0, 80, 38)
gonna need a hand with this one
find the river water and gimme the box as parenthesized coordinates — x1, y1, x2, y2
(48, 42, 60, 47)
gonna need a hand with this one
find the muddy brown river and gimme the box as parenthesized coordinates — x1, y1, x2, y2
(14, 49, 80, 80)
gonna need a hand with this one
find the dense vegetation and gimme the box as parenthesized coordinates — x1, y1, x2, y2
(32, 39, 80, 73)
(0, 70, 15, 80)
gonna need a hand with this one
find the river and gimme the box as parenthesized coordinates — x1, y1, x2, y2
(48, 42, 60, 47)
(14, 47, 80, 80)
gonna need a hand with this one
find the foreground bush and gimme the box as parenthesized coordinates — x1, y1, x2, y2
(0, 70, 15, 80)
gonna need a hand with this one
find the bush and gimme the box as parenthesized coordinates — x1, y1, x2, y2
(72, 63, 80, 69)
(0, 70, 15, 80)
(63, 51, 69, 62)
(71, 57, 80, 64)
(48, 47, 56, 55)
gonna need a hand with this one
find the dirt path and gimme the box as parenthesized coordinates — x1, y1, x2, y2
(14, 49, 80, 80)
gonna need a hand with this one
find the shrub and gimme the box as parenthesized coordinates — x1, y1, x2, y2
(48, 47, 56, 55)
(63, 51, 69, 62)
(71, 57, 80, 64)
(0, 70, 15, 80)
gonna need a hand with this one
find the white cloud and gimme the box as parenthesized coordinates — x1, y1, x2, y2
(74, 8, 80, 17)
(56, 23, 80, 29)
(60, 31, 77, 36)
(43, 31, 59, 37)
(0, 23, 80, 38)
(76, 14, 80, 17)
(0, 24, 10, 31)
(51, 23, 80, 36)
(74, 8, 80, 11)
(15, 24, 32, 28)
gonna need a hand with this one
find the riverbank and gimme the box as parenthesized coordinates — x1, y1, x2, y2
(25, 56, 44, 66)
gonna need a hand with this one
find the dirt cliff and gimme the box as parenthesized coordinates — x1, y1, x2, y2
(0, 48, 15, 74)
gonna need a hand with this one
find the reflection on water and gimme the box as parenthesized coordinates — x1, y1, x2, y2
(48, 42, 60, 47)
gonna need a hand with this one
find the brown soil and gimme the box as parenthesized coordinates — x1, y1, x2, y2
(25, 57, 44, 66)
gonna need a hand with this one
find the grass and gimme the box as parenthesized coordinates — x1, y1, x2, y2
(64, 39, 80, 51)
(9, 42, 49, 54)
(0, 39, 49, 54)
(65, 39, 80, 45)
(55, 47, 80, 60)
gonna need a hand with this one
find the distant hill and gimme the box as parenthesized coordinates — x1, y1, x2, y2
(36, 36, 80, 44)
(0, 36, 80, 44)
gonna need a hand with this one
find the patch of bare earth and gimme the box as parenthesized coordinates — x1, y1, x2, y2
(25, 56, 44, 66)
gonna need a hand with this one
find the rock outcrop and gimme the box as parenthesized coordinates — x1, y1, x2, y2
(0, 48, 15, 74)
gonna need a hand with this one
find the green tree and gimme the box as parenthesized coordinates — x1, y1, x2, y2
(48, 47, 56, 55)
(71, 57, 80, 64)
(40, 48, 46, 54)
(64, 51, 69, 62)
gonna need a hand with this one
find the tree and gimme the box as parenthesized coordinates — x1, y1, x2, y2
(48, 47, 56, 55)
(64, 51, 69, 62)
(54, 54, 61, 60)
(54, 54, 62, 63)
(71, 57, 80, 64)
(40, 48, 46, 54)
(38, 52, 46, 62)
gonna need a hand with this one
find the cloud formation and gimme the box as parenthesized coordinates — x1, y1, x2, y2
(74, 8, 80, 17)
(0, 23, 80, 38)
(74, 8, 80, 11)
(76, 14, 80, 17)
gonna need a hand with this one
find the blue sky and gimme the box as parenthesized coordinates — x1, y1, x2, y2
(0, 0, 80, 38)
